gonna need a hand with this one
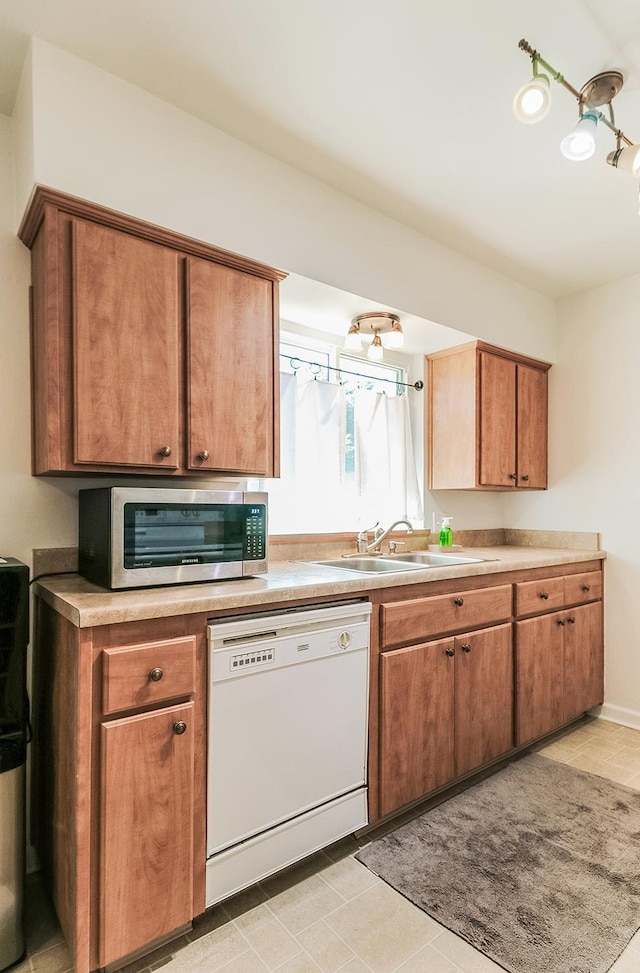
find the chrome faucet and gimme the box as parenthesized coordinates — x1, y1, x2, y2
(356, 519, 413, 554)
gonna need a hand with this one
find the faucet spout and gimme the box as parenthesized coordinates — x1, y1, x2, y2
(363, 519, 413, 554)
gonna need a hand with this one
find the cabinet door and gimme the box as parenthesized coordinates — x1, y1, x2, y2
(563, 602, 604, 721)
(516, 364, 548, 489)
(100, 702, 194, 967)
(379, 638, 455, 817)
(186, 257, 277, 475)
(478, 351, 517, 488)
(72, 220, 181, 469)
(515, 613, 564, 745)
(455, 624, 513, 777)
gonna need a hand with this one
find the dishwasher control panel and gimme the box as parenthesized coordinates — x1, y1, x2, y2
(208, 601, 372, 683)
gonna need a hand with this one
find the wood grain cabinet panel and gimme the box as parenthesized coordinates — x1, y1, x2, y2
(20, 187, 285, 477)
(379, 638, 455, 817)
(102, 636, 197, 715)
(72, 220, 181, 469)
(380, 584, 512, 647)
(427, 341, 550, 491)
(100, 702, 195, 967)
(378, 621, 514, 818)
(515, 578, 604, 746)
(186, 258, 275, 474)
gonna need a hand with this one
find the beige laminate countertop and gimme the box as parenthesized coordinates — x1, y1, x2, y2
(33, 546, 606, 629)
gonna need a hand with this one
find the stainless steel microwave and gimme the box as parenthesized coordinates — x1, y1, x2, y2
(78, 488, 268, 590)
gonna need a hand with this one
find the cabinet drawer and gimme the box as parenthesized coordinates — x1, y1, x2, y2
(380, 585, 512, 648)
(515, 577, 565, 617)
(102, 636, 197, 715)
(564, 571, 602, 606)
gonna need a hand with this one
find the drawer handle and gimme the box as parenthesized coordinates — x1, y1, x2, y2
(445, 647, 455, 657)
(521, 474, 529, 482)
(461, 643, 472, 653)
(453, 597, 464, 607)
(159, 445, 172, 457)
(567, 616, 576, 624)
(557, 618, 565, 626)
(582, 583, 591, 592)
(540, 592, 549, 600)
(173, 721, 187, 735)
(509, 473, 517, 480)
(148, 667, 164, 682)
(197, 450, 210, 461)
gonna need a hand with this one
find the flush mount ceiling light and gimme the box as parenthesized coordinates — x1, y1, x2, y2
(344, 312, 404, 362)
(515, 39, 640, 208)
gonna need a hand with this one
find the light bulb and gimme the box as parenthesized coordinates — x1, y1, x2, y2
(385, 322, 404, 349)
(560, 110, 599, 161)
(513, 73, 551, 124)
(344, 323, 362, 350)
(367, 333, 384, 361)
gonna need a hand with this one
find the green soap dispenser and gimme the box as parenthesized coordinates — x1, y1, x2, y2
(439, 516, 453, 548)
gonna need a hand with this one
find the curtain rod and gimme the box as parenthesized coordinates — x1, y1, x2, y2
(280, 354, 424, 391)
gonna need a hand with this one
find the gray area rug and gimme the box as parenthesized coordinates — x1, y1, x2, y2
(357, 754, 640, 973)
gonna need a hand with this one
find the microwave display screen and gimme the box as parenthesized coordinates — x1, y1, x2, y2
(123, 503, 266, 569)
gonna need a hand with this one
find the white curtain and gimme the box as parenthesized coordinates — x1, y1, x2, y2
(267, 372, 347, 533)
(263, 373, 423, 535)
(351, 388, 423, 529)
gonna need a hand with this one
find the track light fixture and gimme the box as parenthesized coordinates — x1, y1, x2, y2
(515, 39, 640, 209)
(343, 312, 404, 362)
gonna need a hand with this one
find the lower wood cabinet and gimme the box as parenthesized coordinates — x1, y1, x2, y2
(100, 702, 195, 967)
(515, 601, 603, 745)
(379, 623, 513, 818)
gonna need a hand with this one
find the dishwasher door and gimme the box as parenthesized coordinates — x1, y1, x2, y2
(207, 601, 371, 860)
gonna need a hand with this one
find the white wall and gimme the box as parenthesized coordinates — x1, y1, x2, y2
(502, 274, 640, 726)
(17, 39, 556, 362)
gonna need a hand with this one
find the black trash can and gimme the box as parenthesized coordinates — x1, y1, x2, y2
(0, 558, 29, 971)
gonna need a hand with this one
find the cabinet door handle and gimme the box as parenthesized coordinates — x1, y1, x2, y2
(197, 450, 210, 461)
(521, 474, 529, 482)
(445, 647, 455, 657)
(453, 597, 464, 607)
(159, 445, 172, 457)
(461, 643, 472, 653)
(540, 592, 549, 600)
(173, 721, 187, 735)
(509, 473, 517, 480)
(567, 616, 576, 624)
(582, 583, 591, 592)
(557, 618, 565, 626)
(148, 667, 164, 682)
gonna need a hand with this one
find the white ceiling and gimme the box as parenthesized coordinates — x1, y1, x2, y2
(2, 0, 640, 317)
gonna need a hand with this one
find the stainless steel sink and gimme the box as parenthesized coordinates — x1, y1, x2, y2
(308, 556, 425, 574)
(307, 552, 487, 574)
(387, 552, 487, 566)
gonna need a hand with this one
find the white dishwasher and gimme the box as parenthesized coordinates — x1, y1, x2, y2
(206, 599, 371, 907)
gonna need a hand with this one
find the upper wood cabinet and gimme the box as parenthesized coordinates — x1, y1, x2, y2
(427, 341, 551, 490)
(19, 187, 286, 477)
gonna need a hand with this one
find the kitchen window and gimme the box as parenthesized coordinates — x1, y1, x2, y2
(252, 335, 423, 534)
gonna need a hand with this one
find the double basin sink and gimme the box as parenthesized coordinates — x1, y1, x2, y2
(307, 551, 487, 574)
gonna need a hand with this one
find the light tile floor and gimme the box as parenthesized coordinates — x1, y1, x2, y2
(17, 717, 640, 973)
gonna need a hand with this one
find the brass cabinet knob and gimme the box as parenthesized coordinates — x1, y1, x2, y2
(454, 597, 464, 607)
(173, 721, 187, 735)
(540, 592, 549, 600)
(159, 445, 172, 457)
(557, 618, 566, 626)
(197, 450, 210, 461)
(567, 616, 576, 624)
(509, 473, 517, 480)
(521, 474, 530, 482)
(148, 667, 164, 682)
(445, 647, 455, 657)
(461, 643, 472, 653)
(582, 583, 591, 592)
